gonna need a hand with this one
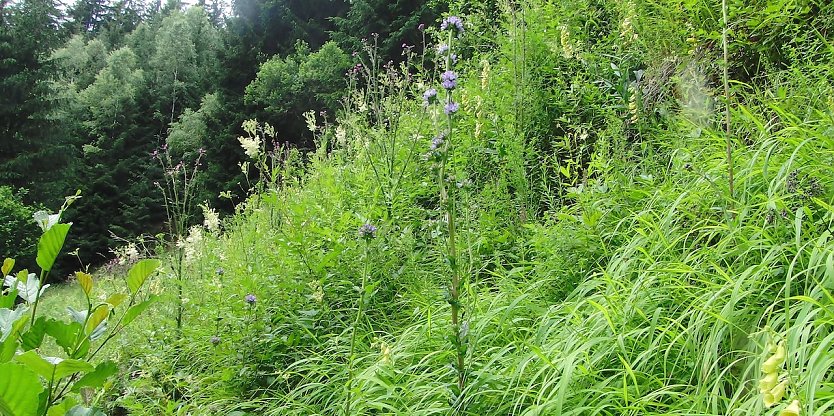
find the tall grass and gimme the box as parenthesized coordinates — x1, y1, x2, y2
(46, 0, 834, 415)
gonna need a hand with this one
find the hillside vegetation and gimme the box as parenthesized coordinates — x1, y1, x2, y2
(4, 0, 834, 415)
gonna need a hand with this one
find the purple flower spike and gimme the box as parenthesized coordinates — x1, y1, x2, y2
(444, 102, 460, 115)
(437, 44, 449, 55)
(430, 135, 445, 151)
(423, 88, 438, 106)
(441, 16, 464, 34)
(441, 70, 458, 90)
(245, 294, 257, 304)
(358, 223, 378, 239)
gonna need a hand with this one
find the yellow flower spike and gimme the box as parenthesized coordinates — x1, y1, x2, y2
(764, 379, 788, 408)
(759, 372, 778, 393)
(763, 341, 787, 373)
(764, 392, 777, 408)
(779, 399, 801, 416)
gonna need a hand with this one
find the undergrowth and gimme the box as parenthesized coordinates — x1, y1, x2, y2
(34, 0, 834, 415)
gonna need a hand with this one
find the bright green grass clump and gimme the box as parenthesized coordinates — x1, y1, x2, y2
(39, 0, 834, 415)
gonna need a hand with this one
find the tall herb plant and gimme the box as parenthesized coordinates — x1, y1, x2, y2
(153, 145, 204, 331)
(425, 15, 468, 408)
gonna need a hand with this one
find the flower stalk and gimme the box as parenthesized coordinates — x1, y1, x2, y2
(434, 16, 466, 404)
(346, 223, 376, 415)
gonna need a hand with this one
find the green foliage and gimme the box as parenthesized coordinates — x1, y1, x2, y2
(9, 0, 834, 415)
(0, 362, 43, 416)
(1, 199, 159, 415)
(245, 41, 351, 122)
(0, 188, 40, 266)
(78, 47, 144, 141)
(166, 93, 221, 157)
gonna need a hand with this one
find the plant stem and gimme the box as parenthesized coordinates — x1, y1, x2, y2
(722, 0, 734, 201)
(345, 241, 371, 416)
(441, 28, 465, 402)
(176, 246, 184, 332)
(29, 269, 49, 326)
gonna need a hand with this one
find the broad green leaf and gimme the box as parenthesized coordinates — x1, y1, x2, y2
(105, 293, 127, 308)
(88, 321, 107, 342)
(126, 259, 159, 295)
(36, 223, 71, 272)
(72, 361, 118, 391)
(121, 296, 158, 327)
(0, 362, 43, 416)
(20, 317, 47, 351)
(0, 292, 17, 309)
(16, 273, 49, 303)
(66, 406, 106, 416)
(14, 351, 94, 381)
(45, 320, 84, 357)
(0, 336, 17, 362)
(0, 305, 29, 342)
(13, 350, 55, 379)
(46, 396, 77, 416)
(75, 272, 93, 298)
(85, 306, 110, 336)
(66, 306, 88, 324)
(1, 258, 13, 276)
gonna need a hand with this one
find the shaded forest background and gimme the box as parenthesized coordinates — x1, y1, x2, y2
(0, 0, 446, 274)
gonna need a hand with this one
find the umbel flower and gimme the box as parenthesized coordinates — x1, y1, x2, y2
(245, 294, 257, 304)
(238, 135, 260, 159)
(444, 102, 459, 115)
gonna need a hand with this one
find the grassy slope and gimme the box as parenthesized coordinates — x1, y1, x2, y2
(72, 0, 834, 415)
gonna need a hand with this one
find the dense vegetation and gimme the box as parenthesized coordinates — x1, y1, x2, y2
(3, 0, 834, 415)
(0, 0, 442, 274)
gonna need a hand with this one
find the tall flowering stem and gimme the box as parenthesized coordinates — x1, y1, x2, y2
(153, 145, 204, 332)
(433, 16, 466, 404)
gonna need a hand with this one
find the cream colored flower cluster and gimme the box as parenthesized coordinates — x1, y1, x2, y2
(759, 340, 800, 415)
(620, 2, 638, 45)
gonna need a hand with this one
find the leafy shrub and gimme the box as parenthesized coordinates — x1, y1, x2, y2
(0, 187, 40, 268)
(1, 198, 159, 415)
